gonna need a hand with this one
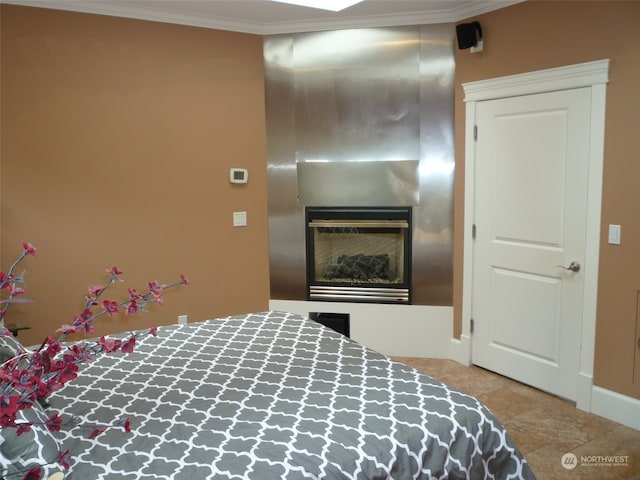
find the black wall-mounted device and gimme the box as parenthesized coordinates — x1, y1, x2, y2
(456, 21, 482, 49)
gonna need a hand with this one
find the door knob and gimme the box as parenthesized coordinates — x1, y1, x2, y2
(557, 261, 581, 273)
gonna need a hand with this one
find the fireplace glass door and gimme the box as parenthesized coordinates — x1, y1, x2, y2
(306, 207, 411, 303)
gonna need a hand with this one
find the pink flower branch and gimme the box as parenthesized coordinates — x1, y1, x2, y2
(0, 243, 188, 479)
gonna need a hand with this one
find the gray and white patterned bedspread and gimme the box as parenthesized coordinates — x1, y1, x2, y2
(51, 311, 536, 479)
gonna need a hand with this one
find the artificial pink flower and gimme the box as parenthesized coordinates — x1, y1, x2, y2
(148, 281, 162, 295)
(8, 284, 24, 296)
(58, 449, 72, 469)
(106, 266, 123, 275)
(42, 338, 62, 357)
(84, 294, 99, 306)
(88, 427, 106, 439)
(102, 300, 119, 316)
(71, 308, 95, 334)
(53, 363, 79, 386)
(16, 421, 32, 435)
(32, 356, 53, 382)
(128, 287, 142, 300)
(56, 324, 80, 335)
(149, 325, 158, 337)
(10, 369, 36, 391)
(64, 344, 93, 364)
(125, 300, 138, 316)
(83, 323, 96, 335)
(14, 371, 48, 401)
(45, 413, 64, 432)
(180, 273, 190, 285)
(148, 281, 164, 305)
(78, 308, 93, 322)
(87, 284, 104, 296)
(23, 467, 42, 480)
(0, 276, 14, 291)
(0, 399, 11, 416)
(0, 396, 20, 421)
(121, 337, 136, 354)
(98, 336, 122, 353)
(0, 414, 16, 429)
(22, 242, 37, 257)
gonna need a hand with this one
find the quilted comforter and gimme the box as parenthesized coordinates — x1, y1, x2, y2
(51, 311, 535, 479)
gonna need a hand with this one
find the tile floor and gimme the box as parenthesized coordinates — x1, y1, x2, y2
(393, 357, 640, 480)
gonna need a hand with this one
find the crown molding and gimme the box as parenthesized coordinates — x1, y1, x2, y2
(1, 0, 525, 35)
(1, 0, 265, 34)
(451, 0, 525, 21)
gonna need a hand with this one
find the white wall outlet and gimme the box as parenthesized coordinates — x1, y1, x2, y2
(178, 314, 188, 325)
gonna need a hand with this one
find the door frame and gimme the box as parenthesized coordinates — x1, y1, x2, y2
(459, 59, 609, 411)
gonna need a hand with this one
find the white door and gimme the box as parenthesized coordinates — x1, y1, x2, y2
(471, 88, 591, 401)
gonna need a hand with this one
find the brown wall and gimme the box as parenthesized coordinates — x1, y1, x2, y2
(453, 1, 640, 399)
(0, 5, 270, 346)
(3, 1, 640, 402)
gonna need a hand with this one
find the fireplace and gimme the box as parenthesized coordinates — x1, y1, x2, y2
(306, 207, 412, 303)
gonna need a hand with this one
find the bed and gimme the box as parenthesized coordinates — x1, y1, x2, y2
(3, 311, 536, 479)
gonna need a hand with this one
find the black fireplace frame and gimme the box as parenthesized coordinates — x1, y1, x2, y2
(305, 206, 412, 304)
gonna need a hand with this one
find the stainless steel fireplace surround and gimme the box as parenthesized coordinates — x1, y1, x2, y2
(265, 24, 455, 306)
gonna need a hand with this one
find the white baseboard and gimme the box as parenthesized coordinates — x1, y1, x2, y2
(591, 386, 640, 431)
(449, 334, 471, 366)
(576, 372, 593, 411)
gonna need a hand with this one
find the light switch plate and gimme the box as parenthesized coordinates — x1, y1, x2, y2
(608, 224, 621, 245)
(233, 211, 247, 227)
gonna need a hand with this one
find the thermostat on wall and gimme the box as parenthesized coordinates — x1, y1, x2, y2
(230, 168, 248, 184)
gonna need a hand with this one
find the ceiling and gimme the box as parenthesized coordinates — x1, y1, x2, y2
(3, 0, 523, 35)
